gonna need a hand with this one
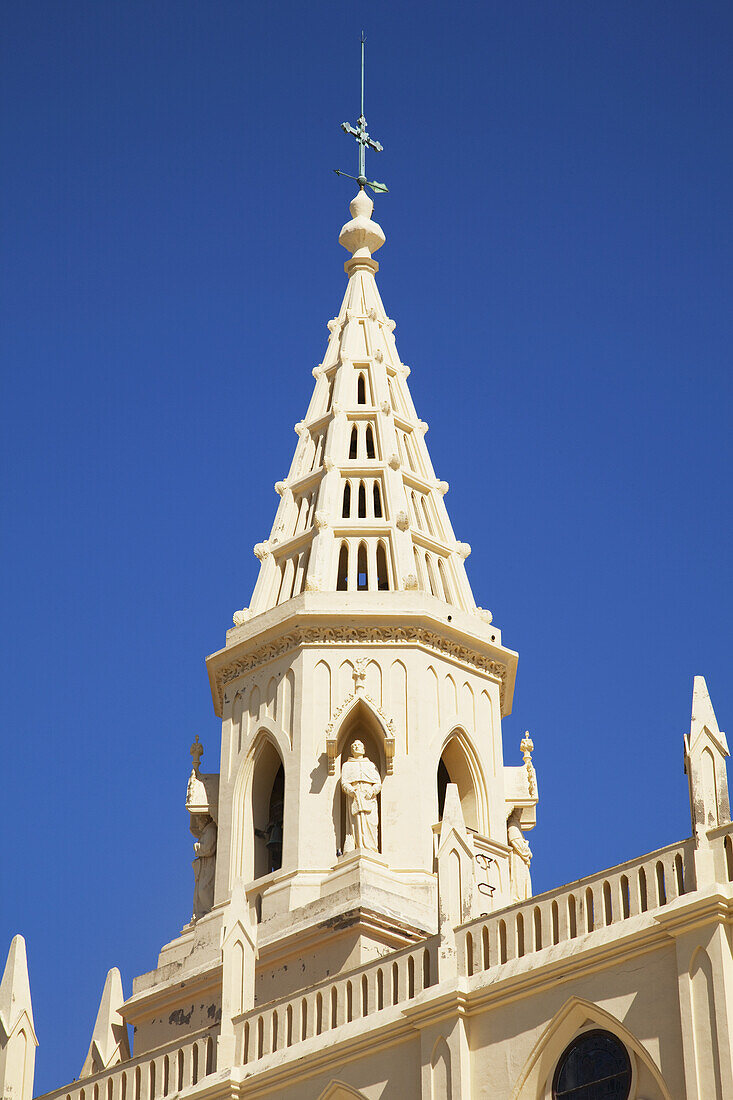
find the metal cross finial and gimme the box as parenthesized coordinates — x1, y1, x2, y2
(334, 32, 389, 195)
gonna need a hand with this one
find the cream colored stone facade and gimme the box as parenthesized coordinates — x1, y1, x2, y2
(3, 190, 732, 1100)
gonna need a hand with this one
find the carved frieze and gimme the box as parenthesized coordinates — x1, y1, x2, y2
(214, 625, 509, 712)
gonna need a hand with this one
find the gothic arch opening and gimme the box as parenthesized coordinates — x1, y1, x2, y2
(510, 997, 672, 1100)
(332, 698, 386, 856)
(231, 732, 286, 885)
(437, 730, 487, 834)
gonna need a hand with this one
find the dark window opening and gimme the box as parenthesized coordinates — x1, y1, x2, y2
(437, 759, 450, 820)
(552, 1030, 632, 1099)
(358, 481, 367, 517)
(365, 424, 376, 459)
(337, 544, 348, 591)
(376, 542, 389, 590)
(254, 764, 284, 874)
(373, 482, 383, 518)
(357, 543, 368, 590)
(357, 373, 367, 404)
(342, 482, 351, 518)
(349, 426, 358, 460)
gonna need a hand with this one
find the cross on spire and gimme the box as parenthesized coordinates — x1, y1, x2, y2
(335, 33, 388, 195)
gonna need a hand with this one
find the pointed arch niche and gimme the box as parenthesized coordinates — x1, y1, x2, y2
(510, 996, 672, 1100)
(327, 696, 390, 856)
(230, 730, 287, 887)
(437, 729, 488, 834)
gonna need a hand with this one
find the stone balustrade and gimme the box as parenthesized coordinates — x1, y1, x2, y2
(457, 836, 698, 976)
(232, 936, 440, 1066)
(36, 1029, 217, 1100)
(35, 827, 733, 1094)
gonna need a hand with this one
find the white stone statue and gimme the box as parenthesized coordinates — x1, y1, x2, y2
(340, 740, 382, 853)
(191, 813, 217, 920)
(507, 808, 532, 903)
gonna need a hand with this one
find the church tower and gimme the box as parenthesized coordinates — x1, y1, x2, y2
(9, 65, 732, 1100)
(115, 181, 538, 1060)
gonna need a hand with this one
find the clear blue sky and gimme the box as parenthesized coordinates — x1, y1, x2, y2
(2, 2, 731, 1091)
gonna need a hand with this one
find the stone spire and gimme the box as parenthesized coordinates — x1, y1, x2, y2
(685, 675, 730, 841)
(0, 935, 37, 1100)
(245, 193, 479, 619)
(80, 967, 130, 1077)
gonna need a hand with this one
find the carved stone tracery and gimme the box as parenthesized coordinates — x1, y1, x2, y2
(324, 687, 396, 776)
(214, 625, 509, 713)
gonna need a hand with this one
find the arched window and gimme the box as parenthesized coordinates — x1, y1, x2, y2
(342, 482, 351, 518)
(437, 734, 483, 832)
(357, 543, 368, 590)
(438, 558, 452, 603)
(376, 542, 389, 591)
(365, 424, 376, 459)
(357, 373, 367, 404)
(413, 545, 424, 590)
(425, 553, 438, 597)
(409, 490, 419, 527)
(420, 495, 434, 535)
(254, 757, 284, 878)
(373, 481, 383, 518)
(552, 1030, 632, 1099)
(326, 376, 334, 411)
(336, 543, 348, 591)
(349, 425, 358, 459)
(358, 481, 367, 518)
(294, 548, 309, 595)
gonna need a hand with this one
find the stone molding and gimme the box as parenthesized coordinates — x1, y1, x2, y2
(216, 624, 508, 711)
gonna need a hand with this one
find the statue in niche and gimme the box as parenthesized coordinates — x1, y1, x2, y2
(191, 813, 218, 920)
(341, 739, 382, 853)
(507, 808, 532, 903)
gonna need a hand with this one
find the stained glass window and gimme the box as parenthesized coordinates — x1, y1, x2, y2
(553, 1030, 631, 1100)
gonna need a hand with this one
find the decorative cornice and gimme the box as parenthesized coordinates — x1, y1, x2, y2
(214, 625, 508, 712)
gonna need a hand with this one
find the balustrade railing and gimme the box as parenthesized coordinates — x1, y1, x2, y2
(37, 1029, 217, 1100)
(37, 827, 733, 1094)
(232, 935, 440, 1067)
(457, 837, 697, 977)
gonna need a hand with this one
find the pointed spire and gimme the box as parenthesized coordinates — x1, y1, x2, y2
(245, 193, 479, 618)
(684, 676, 730, 846)
(80, 967, 130, 1077)
(218, 879, 258, 1068)
(439, 783, 469, 843)
(689, 674, 728, 755)
(0, 935, 37, 1100)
